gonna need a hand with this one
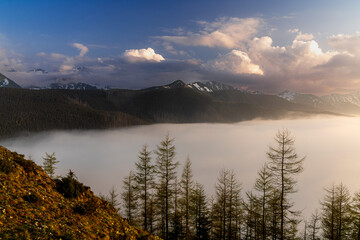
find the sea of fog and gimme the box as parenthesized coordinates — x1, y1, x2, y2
(1, 116, 360, 219)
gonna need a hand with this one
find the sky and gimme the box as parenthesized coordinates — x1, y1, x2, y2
(2, 0, 360, 94)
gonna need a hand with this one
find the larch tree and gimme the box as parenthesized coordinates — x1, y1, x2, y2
(191, 182, 211, 240)
(321, 183, 352, 240)
(170, 177, 182, 240)
(226, 170, 242, 240)
(267, 129, 305, 240)
(108, 186, 120, 212)
(335, 183, 352, 239)
(121, 170, 137, 223)
(180, 156, 194, 240)
(99, 186, 120, 212)
(321, 184, 336, 240)
(213, 168, 242, 240)
(307, 209, 321, 240)
(42, 152, 59, 179)
(244, 191, 261, 239)
(254, 163, 273, 240)
(351, 191, 360, 239)
(214, 168, 229, 240)
(134, 144, 155, 231)
(155, 133, 179, 240)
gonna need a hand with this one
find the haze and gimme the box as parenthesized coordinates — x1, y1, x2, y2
(1, 116, 360, 219)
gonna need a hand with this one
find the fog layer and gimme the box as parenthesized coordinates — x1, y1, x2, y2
(1, 116, 360, 218)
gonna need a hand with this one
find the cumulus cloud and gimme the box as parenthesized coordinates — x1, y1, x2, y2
(328, 32, 360, 55)
(158, 17, 261, 49)
(238, 35, 342, 93)
(6, 20, 360, 95)
(123, 48, 165, 62)
(72, 43, 89, 57)
(204, 50, 263, 75)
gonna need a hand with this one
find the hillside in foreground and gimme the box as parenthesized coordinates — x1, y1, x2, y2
(0, 146, 160, 239)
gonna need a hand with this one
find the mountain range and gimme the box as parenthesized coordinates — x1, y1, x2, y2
(0, 73, 358, 138)
(278, 90, 360, 114)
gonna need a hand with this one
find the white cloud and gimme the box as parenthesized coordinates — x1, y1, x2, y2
(158, 17, 261, 49)
(50, 53, 67, 59)
(72, 43, 89, 57)
(328, 32, 360, 55)
(123, 48, 165, 62)
(295, 33, 314, 41)
(204, 50, 263, 75)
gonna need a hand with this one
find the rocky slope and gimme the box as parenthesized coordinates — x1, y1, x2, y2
(0, 146, 160, 239)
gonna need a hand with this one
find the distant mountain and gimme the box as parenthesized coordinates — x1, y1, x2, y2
(0, 73, 21, 88)
(49, 82, 97, 90)
(278, 90, 360, 114)
(188, 82, 214, 92)
(148, 80, 250, 93)
(189, 81, 237, 92)
(0, 80, 345, 138)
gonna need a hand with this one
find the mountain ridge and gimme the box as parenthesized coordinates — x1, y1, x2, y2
(0, 76, 354, 139)
(278, 90, 360, 114)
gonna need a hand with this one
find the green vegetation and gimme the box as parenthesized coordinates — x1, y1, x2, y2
(42, 152, 58, 178)
(55, 170, 88, 199)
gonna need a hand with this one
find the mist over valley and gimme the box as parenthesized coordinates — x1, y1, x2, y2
(1, 116, 359, 220)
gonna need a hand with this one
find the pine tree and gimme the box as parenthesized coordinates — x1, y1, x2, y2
(42, 152, 59, 178)
(267, 129, 305, 240)
(134, 144, 154, 231)
(155, 133, 179, 240)
(180, 156, 194, 240)
(121, 170, 137, 223)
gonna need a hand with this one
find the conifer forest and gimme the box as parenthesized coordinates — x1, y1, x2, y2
(100, 129, 359, 240)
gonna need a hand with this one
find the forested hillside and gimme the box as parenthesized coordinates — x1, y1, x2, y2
(0, 86, 333, 138)
(0, 88, 145, 138)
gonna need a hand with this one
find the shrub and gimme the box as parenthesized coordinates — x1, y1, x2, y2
(14, 156, 36, 173)
(73, 199, 97, 215)
(23, 192, 40, 203)
(55, 170, 88, 199)
(0, 153, 15, 174)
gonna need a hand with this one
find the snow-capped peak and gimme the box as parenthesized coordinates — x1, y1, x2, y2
(278, 90, 298, 101)
(2, 78, 9, 86)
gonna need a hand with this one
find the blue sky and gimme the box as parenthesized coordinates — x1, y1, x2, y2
(1, 0, 360, 93)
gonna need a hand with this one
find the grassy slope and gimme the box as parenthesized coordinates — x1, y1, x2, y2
(0, 146, 160, 239)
